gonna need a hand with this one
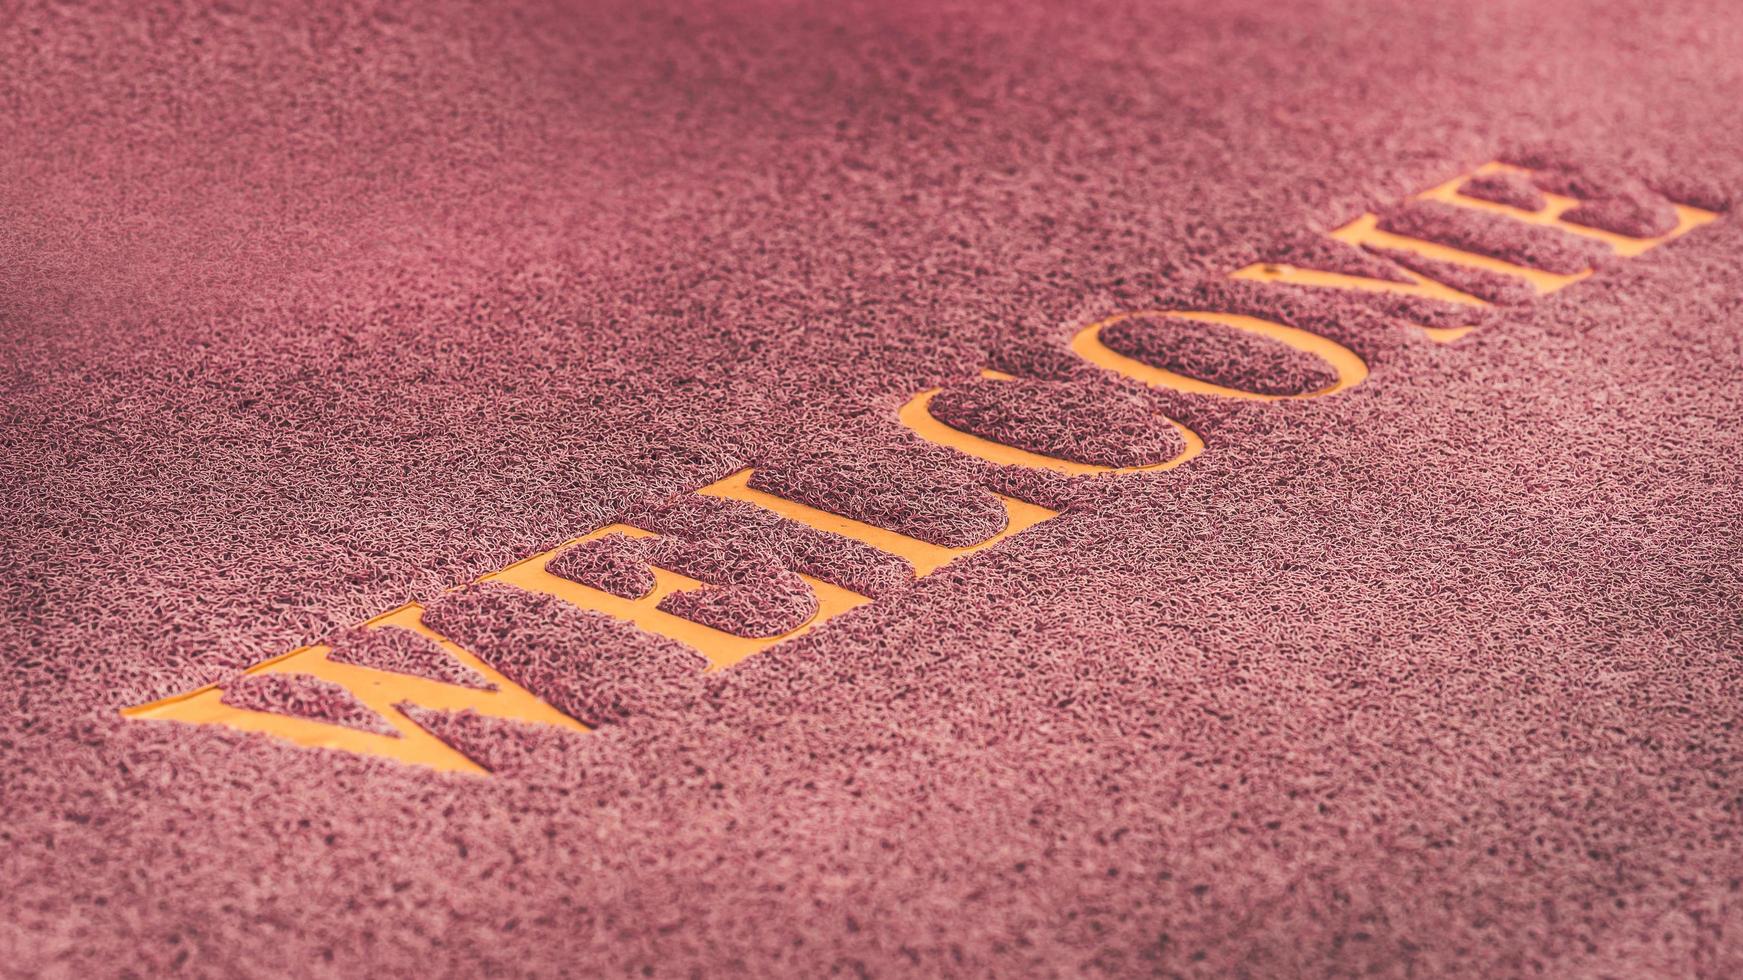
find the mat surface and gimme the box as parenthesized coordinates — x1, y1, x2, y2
(4, 0, 1742, 975)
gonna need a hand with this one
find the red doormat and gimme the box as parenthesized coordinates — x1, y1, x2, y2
(6, 1, 1741, 975)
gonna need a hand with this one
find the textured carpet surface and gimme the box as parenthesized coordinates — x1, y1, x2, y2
(4, 0, 1743, 976)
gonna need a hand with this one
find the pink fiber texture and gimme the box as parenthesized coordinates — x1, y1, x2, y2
(1098, 315, 1340, 395)
(547, 531, 820, 637)
(219, 674, 399, 736)
(1378, 199, 1612, 274)
(543, 533, 659, 599)
(1256, 230, 1416, 283)
(1520, 159, 1683, 236)
(421, 583, 706, 727)
(1364, 245, 1540, 305)
(398, 706, 591, 778)
(748, 451, 1012, 548)
(1560, 193, 1681, 238)
(324, 625, 496, 690)
(6, 1, 1743, 977)
(1458, 171, 1548, 211)
(927, 377, 1187, 467)
(645, 537, 818, 638)
(1505, 143, 1734, 212)
(627, 494, 917, 598)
